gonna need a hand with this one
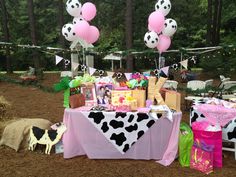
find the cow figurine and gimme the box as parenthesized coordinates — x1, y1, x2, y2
(28, 122, 67, 155)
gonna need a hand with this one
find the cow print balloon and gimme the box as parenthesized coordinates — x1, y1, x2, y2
(144, 31, 159, 49)
(62, 23, 77, 42)
(73, 16, 84, 25)
(155, 0, 171, 16)
(162, 18, 177, 37)
(66, 0, 82, 17)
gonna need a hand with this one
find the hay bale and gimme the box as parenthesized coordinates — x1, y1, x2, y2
(0, 96, 11, 118)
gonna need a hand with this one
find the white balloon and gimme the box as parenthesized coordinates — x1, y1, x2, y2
(144, 31, 159, 49)
(66, 0, 82, 17)
(62, 23, 77, 42)
(155, 0, 171, 16)
(73, 16, 84, 25)
(162, 18, 177, 37)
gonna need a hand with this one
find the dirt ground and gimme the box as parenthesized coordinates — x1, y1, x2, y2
(0, 73, 236, 177)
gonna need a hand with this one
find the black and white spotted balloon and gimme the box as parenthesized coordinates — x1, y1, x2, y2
(162, 18, 177, 37)
(155, 0, 171, 16)
(66, 0, 82, 17)
(144, 31, 159, 49)
(62, 23, 77, 42)
(73, 16, 84, 25)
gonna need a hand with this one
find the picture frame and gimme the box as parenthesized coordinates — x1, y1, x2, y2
(80, 86, 97, 106)
(95, 84, 113, 105)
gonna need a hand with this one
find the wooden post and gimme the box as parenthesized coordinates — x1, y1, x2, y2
(71, 53, 79, 77)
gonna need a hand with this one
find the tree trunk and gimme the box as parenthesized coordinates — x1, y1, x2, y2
(27, 0, 40, 69)
(125, 0, 133, 72)
(58, 0, 65, 48)
(0, 0, 12, 73)
(206, 0, 213, 45)
(212, 0, 222, 45)
(215, 0, 222, 44)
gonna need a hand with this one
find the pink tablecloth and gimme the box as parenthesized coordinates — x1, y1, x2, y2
(194, 104, 236, 126)
(63, 109, 182, 166)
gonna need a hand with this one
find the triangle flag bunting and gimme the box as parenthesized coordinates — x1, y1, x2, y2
(124, 73, 132, 80)
(72, 62, 79, 71)
(107, 71, 115, 77)
(55, 55, 64, 65)
(89, 67, 97, 76)
(160, 67, 170, 76)
(180, 59, 188, 69)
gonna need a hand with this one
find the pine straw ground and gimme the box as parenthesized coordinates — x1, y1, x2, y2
(0, 73, 235, 177)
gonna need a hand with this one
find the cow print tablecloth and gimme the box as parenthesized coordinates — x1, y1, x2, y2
(81, 111, 161, 154)
(190, 107, 236, 142)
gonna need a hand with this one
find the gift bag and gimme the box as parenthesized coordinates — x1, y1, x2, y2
(190, 140, 214, 174)
(132, 90, 146, 108)
(165, 91, 181, 111)
(69, 94, 85, 108)
(179, 122, 194, 167)
(192, 128, 222, 168)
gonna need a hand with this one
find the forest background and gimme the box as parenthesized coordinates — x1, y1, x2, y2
(0, 0, 236, 75)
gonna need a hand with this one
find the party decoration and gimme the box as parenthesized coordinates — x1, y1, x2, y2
(157, 35, 171, 54)
(155, 0, 172, 16)
(82, 2, 97, 21)
(74, 20, 90, 40)
(66, 0, 82, 17)
(148, 11, 165, 34)
(61, 23, 77, 42)
(55, 55, 64, 65)
(144, 31, 159, 49)
(86, 26, 100, 44)
(162, 18, 177, 37)
(73, 16, 84, 25)
(180, 60, 189, 69)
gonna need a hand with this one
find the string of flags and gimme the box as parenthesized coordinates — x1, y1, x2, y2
(55, 55, 197, 77)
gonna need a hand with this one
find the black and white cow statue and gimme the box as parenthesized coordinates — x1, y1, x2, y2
(28, 123, 67, 155)
(190, 107, 236, 142)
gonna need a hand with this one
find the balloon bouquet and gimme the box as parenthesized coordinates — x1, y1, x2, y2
(144, 0, 177, 74)
(62, 0, 100, 45)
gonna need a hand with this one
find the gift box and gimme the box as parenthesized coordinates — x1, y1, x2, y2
(111, 90, 132, 106)
(69, 93, 85, 109)
(132, 90, 146, 108)
(165, 90, 181, 111)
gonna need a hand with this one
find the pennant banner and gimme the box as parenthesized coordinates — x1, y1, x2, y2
(180, 59, 188, 69)
(160, 66, 169, 76)
(55, 55, 64, 65)
(89, 67, 97, 76)
(72, 62, 79, 71)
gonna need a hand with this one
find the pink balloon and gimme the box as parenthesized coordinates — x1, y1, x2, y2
(82, 2, 97, 21)
(86, 26, 100, 44)
(157, 35, 171, 54)
(74, 21, 90, 40)
(148, 11, 165, 34)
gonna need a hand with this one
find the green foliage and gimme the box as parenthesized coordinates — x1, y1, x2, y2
(0, 0, 235, 71)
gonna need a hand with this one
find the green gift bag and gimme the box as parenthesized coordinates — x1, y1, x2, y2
(179, 122, 194, 167)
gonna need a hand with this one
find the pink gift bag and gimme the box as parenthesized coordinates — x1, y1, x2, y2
(192, 129, 222, 168)
(190, 140, 214, 174)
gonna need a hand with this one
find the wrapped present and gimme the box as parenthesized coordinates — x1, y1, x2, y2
(165, 90, 181, 111)
(132, 90, 146, 108)
(148, 77, 167, 105)
(190, 140, 214, 174)
(111, 90, 132, 106)
(69, 94, 85, 109)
